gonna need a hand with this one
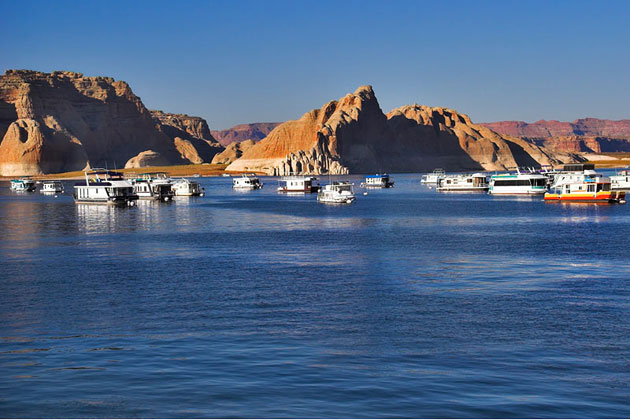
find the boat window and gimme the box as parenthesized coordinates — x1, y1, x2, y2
(588, 184, 595, 192)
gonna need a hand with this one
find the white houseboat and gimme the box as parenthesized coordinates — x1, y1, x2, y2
(74, 169, 138, 206)
(277, 176, 319, 193)
(132, 172, 174, 201)
(172, 178, 204, 196)
(548, 163, 598, 188)
(362, 174, 394, 188)
(545, 173, 626, 204)
(41, 180, 64, 193)
(437, 173, 488, 192)
(489, 172, 548, 195)
(611, 170, 630, 190)
(233, 174, 263, 190)
(10, 178, 37, 192)
(317, 181, 356, 204)
(421, 168, 445, 184)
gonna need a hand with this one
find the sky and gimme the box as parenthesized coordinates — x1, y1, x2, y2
(2, 0, 629, 129)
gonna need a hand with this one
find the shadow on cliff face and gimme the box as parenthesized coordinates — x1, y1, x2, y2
(0, 100, 18, 141)
(505, 140, 541, 168)
(384, 113, 485, 172)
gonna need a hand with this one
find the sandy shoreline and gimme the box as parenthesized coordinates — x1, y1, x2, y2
(0, 163, 266, 181)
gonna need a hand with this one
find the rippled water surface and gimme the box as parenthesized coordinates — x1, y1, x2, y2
(1, 174, 630, 418)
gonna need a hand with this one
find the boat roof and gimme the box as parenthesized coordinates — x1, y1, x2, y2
(366, 174, 389, 178)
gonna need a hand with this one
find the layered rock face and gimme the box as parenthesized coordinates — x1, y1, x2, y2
(0, 70, 222, 176)
(211, 139, 255, 165)
(226, 86, 570, 175)
(211, 122, 281, 146)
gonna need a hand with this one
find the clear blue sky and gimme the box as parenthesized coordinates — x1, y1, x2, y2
(2, 0, 629, 129)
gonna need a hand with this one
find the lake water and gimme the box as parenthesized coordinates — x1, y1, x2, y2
(1, 173, 630, 418)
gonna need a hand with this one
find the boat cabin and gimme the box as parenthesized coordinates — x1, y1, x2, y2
(363, 174, 394, 188)
(233, 174, 263, 189)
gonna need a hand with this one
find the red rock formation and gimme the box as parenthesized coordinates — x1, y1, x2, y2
(211, 122, 281, 146)
(0, 70, 221, 176)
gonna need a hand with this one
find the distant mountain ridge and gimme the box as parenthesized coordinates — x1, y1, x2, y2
(480, 118, 630, 155)
(211, 122, 281, 146)
(480, 118, 630, 138)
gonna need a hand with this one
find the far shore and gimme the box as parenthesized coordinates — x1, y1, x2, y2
(0, 163, 266, 180)
(1, 153, 629, 180)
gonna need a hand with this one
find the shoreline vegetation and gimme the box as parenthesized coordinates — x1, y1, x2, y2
(1, 153, 628, 181)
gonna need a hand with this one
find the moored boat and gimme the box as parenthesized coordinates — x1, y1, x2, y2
(172, 178, 204, 196)
(317, 181, 356, 204)
(611, 170, 630, 191)
(233, 174, 263, 189)
(361, 174, 394, 188)
(41, 180, 64, 193)
(437, 173, 488, 192)
(132, 172, 175, 201)
(544, 173, 626, 203)
(74, 169, 138, 206)
(421, 168, 445, 184)
(489, 171, 548, 195)
(277, 176, 319, 193)
(10, 177, 37, 192)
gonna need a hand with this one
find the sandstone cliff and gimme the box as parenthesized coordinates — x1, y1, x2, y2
(211, 122, 281, 146)
(0, 70, 222, 175)
(211, 139, 255, 165)
(226, 86, 572, 175)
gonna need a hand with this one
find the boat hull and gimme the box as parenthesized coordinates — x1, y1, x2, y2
(277, 186, 319, 193)
(73, 197, 136, 206)
(544, 191, 626, 203)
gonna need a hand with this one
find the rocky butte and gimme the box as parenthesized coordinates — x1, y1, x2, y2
(0, 70, 223, 176)
(226, 86, 575, 175)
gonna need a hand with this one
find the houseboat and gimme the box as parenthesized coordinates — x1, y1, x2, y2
(132, 172, 174, 201)
(317, 181, 356, 204)
(489, 172, 548, 195)
(10, 178, 37, 192)
(436, 173, 488, 192)
(421, 168, 445, 184)
(233, 174, 263, 190)
(41, 180, 64, 193)
(361, 174, 394, 188)
(611, 170, 630, 190)
(544, 173, 626, 203)
(74, 169, 137, 206)
(548, 163, 597, 188)
(172, 178, 204, 196)
(277, 176, 319, 193)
